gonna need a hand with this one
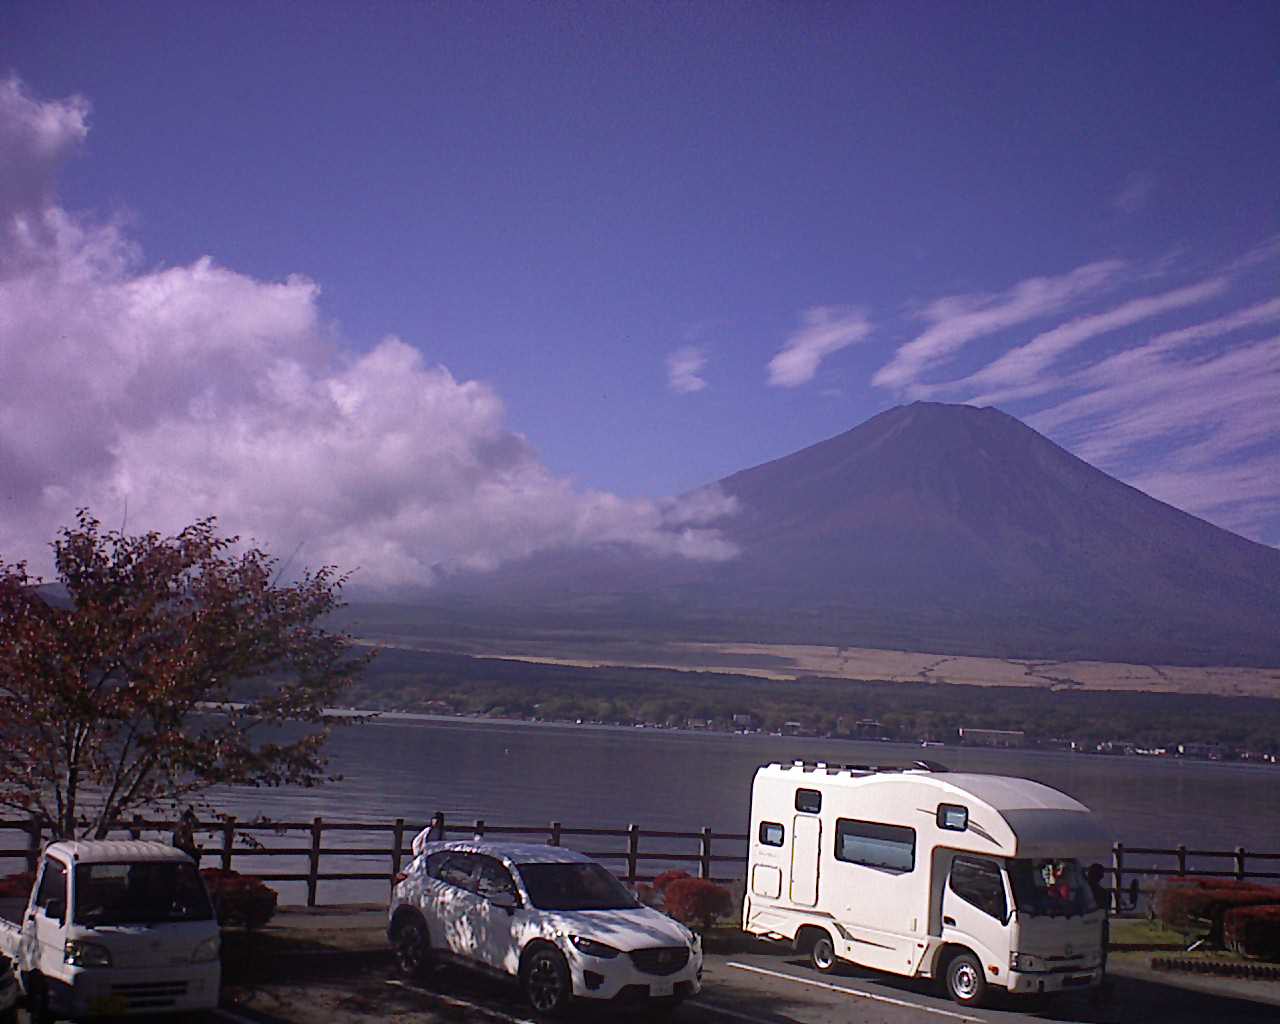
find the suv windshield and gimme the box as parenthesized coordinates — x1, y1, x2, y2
(516, 863, 639, 911)
(1007, 858, 1097, 918)
(74, 861, 214, 926)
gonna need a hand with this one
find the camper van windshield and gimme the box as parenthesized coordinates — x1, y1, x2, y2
(1007, 858, 1097, 918)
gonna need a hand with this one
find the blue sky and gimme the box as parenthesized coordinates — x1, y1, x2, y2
(2, 2, 1278, 584)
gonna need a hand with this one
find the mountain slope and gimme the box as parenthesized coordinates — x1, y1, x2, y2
(426, 403, 1280, 666)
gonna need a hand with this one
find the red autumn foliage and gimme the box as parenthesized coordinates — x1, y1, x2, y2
(653, 869, 692, 893)
(1155, 877, 1280, 931)
(1224, 905, 1280, 961)
(200, 868, 278, 929)
(0, 872, 33, 898)
(661, 877, 734, 931)
(0, 512, 370, 839)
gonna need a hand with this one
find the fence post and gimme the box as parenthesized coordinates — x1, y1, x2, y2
(430, 811, 445, 842)
(1235, 846, 1246, 881)
(549, 821, 562, 847)
(474, 819, 486, 839)
(1176, 844, 1187, 876)
(306, 817, 323, 908)
(699, 827, 713, 880)
(221, 816, 236, 872)
(627, 824, 640, 883)
(391, 817, 405, 884)
(1111, 842, 1124, 915)
(129, 814, 143, 841)
(26, 815, 42, 874)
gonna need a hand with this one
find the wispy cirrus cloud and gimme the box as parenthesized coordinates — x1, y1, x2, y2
(949, 276, 1228, 405)
(872, 260, 1125, 393)
(1112, 171, 1155, 215)
(767, 306, 871, 387)
(666, 346, 708, 393)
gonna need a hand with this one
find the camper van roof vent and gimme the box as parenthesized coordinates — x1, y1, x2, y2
(772, 759, 949, 775)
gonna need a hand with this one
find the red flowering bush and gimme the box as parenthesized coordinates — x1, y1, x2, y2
(1224, 905, 1280, 961)
(662, 877, 734, 932)
(1155, 878, 1280, 932)
(0, 872, 34, 898)
(653, 869, 692, 893)
(200, 868, 278, 929)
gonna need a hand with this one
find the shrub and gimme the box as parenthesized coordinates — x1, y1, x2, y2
(1155, 878, 1280, 932)
(662, 877, 734, 932)
(200, 868, 278, 929)
(0, 872, 33, 898)
(653, 869, 692, 893)
(633, 882, 660, 908)
(1224, 905, 1280, 961)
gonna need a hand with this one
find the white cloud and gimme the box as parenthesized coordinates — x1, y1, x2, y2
(768, 306, 871, 388)
(0, 79, 737, 585)
(872, 260, 1125, 392)
(665, 346, 708, 393)
(953, 276, 1228, 404)
(1112, 171, 1155, 215)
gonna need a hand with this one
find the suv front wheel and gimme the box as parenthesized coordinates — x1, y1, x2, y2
(521, 945, 572, 1016)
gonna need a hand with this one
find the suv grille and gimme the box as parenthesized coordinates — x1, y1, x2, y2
(629, 946, 689, 976)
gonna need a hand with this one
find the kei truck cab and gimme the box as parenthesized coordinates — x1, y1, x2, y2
(0, 840, 221, 1019)
(743, 761, 1108, 1006)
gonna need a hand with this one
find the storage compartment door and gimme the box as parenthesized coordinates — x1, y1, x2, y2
(789, 815, 820, 906)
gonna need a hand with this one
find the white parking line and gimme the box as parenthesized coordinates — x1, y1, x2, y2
(385, 978, 541, 1024)
(725, 962, 984, 1023)
(690, 997, 798, 1024)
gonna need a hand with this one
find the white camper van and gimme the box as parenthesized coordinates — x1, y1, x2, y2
(743, 761, 1108, 1006)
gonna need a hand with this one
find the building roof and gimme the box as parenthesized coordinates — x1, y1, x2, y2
(47, 840, 193, 865)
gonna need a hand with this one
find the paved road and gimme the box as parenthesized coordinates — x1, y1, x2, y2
(21, 946, 1280, 1023)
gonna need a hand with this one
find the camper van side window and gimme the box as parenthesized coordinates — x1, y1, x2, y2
(950, 856, 1007, 921)
(795, 789, 822, 814)
(759, 822, 785, 846)
(835, 819, 915, 873)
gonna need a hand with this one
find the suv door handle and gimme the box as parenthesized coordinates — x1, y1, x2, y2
(943, 916, 956, 926)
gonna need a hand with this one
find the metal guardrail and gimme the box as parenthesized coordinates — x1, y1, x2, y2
(4, 817, 1278, 910)
(0, 814, 749, 906)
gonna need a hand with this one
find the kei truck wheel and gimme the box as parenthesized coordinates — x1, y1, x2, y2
(945, 950, 988, 1006)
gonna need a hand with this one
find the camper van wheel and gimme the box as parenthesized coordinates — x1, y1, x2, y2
(809, 934, 837, 972)
(944, 950, 987, 1007)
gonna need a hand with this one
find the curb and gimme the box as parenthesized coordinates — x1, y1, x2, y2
(1151, 956, 1280, 980)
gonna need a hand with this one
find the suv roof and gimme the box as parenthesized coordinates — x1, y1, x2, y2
(419, 840, 594, 866)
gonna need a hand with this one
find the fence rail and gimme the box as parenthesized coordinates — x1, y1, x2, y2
(0, 814, 749, 907)
(4, 817, 1278, 910)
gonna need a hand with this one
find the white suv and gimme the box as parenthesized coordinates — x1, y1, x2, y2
(388, 839, 703, 1015)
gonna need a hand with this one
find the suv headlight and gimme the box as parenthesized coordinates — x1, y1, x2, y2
(64, 940, 112, 968)
(1010, 952, 1043, 973)
(569, 935, 621, 959)
(191, 935, 221, 963)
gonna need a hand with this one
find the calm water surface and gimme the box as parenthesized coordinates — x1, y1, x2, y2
(207, 717, 1280, 904)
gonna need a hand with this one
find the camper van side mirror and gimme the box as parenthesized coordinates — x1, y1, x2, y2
(936, 804, 968, 831)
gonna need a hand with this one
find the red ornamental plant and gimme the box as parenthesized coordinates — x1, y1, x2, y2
(1155, 878, 1280, 932)
(653, 869, 692, 893)
(0, 512, 371, 840)
(1224, 904, 1280, 961)
(661, 877, 734, 932)
(201, 868, 278, 930)
(0, 872, 34, 898)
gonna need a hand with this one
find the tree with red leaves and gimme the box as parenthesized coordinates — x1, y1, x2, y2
(0, 511, 371, 839)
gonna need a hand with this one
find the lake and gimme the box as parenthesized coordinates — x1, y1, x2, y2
(204, 715, 1280, 904)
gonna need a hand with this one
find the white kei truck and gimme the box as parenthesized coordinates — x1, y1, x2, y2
(743, 761, 1109, 1007)
(0, 840, 221, 1020)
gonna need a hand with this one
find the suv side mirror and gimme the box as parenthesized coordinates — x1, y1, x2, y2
(488, 890, 519, 914)
(43, 898, 66, 924)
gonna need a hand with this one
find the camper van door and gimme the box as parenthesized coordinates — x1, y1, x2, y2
(790, 816, 820, 906)
(941, 853, 1011, 976)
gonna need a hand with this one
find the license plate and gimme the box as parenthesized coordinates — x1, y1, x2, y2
(91, 995, 130, 1014)
(651, 980, 674, 997)
(1064, 974, 1092, 987)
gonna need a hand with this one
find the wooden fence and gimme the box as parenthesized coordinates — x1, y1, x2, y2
(4, 816, 1279, 910)
(0, 814, 749, 907)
